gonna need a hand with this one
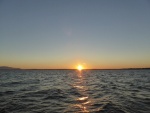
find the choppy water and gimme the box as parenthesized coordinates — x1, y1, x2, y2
(0, 69, 150, 113)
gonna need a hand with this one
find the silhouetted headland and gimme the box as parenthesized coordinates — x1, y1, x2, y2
(0, 66, 21, 70)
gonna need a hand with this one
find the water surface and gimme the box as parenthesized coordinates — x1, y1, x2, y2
(0, 69, 150, 113)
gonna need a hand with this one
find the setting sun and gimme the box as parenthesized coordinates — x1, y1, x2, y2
(77, 65, 83, 71)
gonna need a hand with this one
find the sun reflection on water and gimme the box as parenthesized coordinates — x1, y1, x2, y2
(65, 70, 112, 113)
(72, 71, 91, 112)
(77, 96, 88, 101)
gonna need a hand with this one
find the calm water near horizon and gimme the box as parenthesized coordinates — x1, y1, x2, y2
(0, 69, 150, 113)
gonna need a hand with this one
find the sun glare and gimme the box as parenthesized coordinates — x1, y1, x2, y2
(77, 65, 83, 71)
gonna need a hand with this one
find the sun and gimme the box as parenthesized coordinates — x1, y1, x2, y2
(77, 65, 83, 71)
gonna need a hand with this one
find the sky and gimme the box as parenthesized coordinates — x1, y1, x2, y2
(0, 0, 150, 69)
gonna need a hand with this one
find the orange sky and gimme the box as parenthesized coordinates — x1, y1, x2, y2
(0, 1, 150, 69)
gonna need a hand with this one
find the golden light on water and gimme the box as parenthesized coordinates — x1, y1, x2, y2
(66, 67, 91, 113)
(77, 96, 88, 101)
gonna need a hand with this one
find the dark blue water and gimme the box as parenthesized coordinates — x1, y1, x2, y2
(0, 69, 150, 113)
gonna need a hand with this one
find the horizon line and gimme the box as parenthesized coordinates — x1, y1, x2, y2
(0, 67, 150, 70)
(0, 66, 150, 70)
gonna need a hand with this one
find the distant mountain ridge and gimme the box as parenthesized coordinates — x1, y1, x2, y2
(0, 66, 21, 70)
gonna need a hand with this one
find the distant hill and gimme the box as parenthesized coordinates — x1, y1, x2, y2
(0, 66, 21, 70)
(121, 68, 150, 70)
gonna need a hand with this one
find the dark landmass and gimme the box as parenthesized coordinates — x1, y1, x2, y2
(120, 68, 150, 70)
(26, 68, 150, 70)
(86, 68, 150, 70)
(0, 66, 21, 70)
(0, 66, 149, 70)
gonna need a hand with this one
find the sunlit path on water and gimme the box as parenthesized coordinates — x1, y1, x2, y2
(73, 71, 90, 112)
(65, 70, 90, 112)
(65, 70, 111, 113)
